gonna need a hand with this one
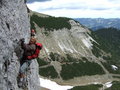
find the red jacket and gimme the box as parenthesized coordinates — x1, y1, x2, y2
(21, 41, 42, 60)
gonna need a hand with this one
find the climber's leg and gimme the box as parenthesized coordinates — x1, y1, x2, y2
(20, 61, 28, 74)
(18, 60, 32, 88)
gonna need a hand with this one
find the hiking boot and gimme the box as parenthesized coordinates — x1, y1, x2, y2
(18, 81, 23, 88)
(18, 77, 24, 88)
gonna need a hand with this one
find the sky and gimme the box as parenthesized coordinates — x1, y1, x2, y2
(27, 0, 120, 18)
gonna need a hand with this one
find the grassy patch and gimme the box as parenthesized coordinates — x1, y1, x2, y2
(37, 58, 49, 66)
(49, 52, 79, 62)
(49, 52, 61, 61)
(105, 81, 120, 90)
(39, 66, 58, 78)
(113, 76, 120, 79)
(81, 57, 88, 61)
(69, 84, 103, 90)
(66, 54, 79, 62)
(60, 61, 105, 80)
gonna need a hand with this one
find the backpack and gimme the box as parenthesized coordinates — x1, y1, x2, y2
(27, 43, 42, 60)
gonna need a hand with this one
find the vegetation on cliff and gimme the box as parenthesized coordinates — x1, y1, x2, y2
(60, 60, 105, 80)
(30, 14, 71, 31)
(70, 84, 102, 90)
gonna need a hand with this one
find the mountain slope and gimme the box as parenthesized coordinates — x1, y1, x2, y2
(93, 28, 120, 74)
(30, 11, 120, 89)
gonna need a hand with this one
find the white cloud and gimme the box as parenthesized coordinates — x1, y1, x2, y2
(27, 0, 120, 18)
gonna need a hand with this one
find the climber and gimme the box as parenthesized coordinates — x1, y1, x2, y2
(18, 37, 42, 87)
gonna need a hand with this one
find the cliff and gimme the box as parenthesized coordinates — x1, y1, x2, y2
(0, 0, 40, 90)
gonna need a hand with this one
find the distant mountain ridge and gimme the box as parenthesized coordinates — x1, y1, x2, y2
(74, 18, 120, 30)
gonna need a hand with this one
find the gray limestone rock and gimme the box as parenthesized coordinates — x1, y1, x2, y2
(0, 0, 40, 90)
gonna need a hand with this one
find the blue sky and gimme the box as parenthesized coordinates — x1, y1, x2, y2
(27, 0, 120, 18)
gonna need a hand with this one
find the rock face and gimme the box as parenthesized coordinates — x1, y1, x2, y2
(0, 0, 40, 90)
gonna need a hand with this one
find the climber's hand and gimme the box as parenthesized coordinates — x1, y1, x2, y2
(20, 38, 25, 43)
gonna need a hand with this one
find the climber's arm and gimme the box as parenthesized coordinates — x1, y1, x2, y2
(20, 39, 35, 51)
